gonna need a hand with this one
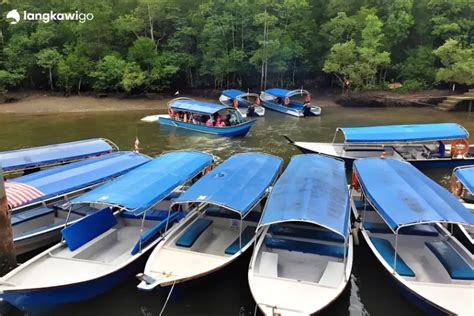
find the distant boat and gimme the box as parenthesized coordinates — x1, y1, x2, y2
(260, 88, 321, 117)
(219, 89, 265, 117)
(248, 154, 353, 315)
(0, 138, 118, 176)
(0, 151, 213, 312)
(137, 152, 282, 291)
(8, 152, 150, 255)
(157, 97, 257, 137)
(288, 123, 474, 169)
(451, 166, 474, 252)
(352, 158, 474, 315)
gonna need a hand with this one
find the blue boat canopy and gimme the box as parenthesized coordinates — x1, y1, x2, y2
(454, 166, 474, 194)
(174, 153, 282, 216)
(70, 151, 213, 214)
(0, 138, 116, 172)
(339, 123, 468, 143)
(264, 88, 310, 98)
(222, 89, 245, 99)
(6, 152, 149, 208)
(354, 158, 474, 231)
(259, 155, 350, 238)
(169, 99, 229, 115)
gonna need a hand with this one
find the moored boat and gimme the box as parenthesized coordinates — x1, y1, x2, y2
(0, 138, 118, 176)
(158, 97, 256, 137)
(219, 89, 265, 117)
(137, 152, 283, 290)
(450, 166, 474, 252)
(260, 88, 321, 117)
(248, 154, 353, 315)
(351, 158, 474, 315)
(8, 152, 150, 255)
(289, 123, 474, 169)
(0, 151, 213, 313)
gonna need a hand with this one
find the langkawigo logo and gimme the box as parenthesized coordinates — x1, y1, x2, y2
(6, 9, 20, 24)
(6, 9, 94, 24)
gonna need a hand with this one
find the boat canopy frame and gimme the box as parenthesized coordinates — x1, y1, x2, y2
(453, 166, 474, 194)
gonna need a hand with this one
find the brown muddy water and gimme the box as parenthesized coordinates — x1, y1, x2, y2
(0, 105, 473, 316)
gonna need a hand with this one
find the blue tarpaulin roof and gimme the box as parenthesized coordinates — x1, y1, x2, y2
(264, 88, 309, 98)
(170, 99, 228, 114)
(9, 152, 149, 207)
(70, 151, 213, 214)
(354, 158, 474, 231)
(0, 138, 115, 172)
(454, 166, 474, 194)
(222, 89, 245, 99)
(174, 153, 282, 216)
(339, 123, 468, 143)
(259, 155, 350, 238)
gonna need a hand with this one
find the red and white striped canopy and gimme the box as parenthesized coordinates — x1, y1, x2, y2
(5, 182, 44, 209)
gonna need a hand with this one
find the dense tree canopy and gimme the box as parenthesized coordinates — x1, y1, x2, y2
(0, 0, 472, 94)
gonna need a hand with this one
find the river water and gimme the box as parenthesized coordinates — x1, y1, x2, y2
(1, 106, 473, 316)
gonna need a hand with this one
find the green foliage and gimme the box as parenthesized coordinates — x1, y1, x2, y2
(121, 62, 146, 93)
(396, 79, 429, 92)
(399, 46, 436, 84)
(0, 71, 24, 95)
(36, 48, 62, 90)
(90, 55, 127, 91)
(434, 39, 474, 86)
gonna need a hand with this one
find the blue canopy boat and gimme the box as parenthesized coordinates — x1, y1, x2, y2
(450, 166, 474, 252)
(7, 152, 150, 255)
(289, 123, 474, 169)
(260, 88, 321, 117)
(0, 151, 213, 312)
(351, 158, 474, 315)
(158, 97, 256, 137)
(138, 152, 282, 290)
(0, 138, 118, 176)
(248, 154, 353, 315)
(219, 89, 265, 117)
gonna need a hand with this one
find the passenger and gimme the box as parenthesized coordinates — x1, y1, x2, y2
(436, 141, 445, 157)
(247, 105, 256, 116)
(229, 112, 238, 125)
(205, 116, 213, 126)
(303, 101, 312, 116)
(183, 112, 188, 123)
(215, 115, 223, 127)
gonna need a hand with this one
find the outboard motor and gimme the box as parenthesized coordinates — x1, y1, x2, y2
(247, 105, 256, 117)
(303, 104, 313, 117)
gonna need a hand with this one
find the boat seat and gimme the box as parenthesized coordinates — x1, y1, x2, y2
(175, 218, 213, 248)
(11, 207, 55, 226)
(205, 206, 261, 222)
(271, 225, 344, 243)
(369, 237, 415, 277)
(425, 241, 474, 280)
(224, 226, 256, 255)
(130, 211, 184, 255)
(61, 207, 117, 251)
(14, 219, 66, 240)
(122, 209, 169, 221)
(364, 222, 438, 236)
(70, 205, 99, 217)
(265, 237, 345, 259)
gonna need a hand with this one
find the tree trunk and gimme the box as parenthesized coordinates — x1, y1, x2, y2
(78, 77, 82, 95)
(0, 167, 16, 276)
(49, 66, 53, 91)
(147, 3, 156, 52)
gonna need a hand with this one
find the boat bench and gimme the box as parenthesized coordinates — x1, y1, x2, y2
(265, 237, 345, 259)
(425, 241, 474, 280)
(11, 207, 55, 226)
(271, 225, 344, 243)
(130, 211, 184, 255)
(69, 205, 99, 217)
(364, 222, 438, 237)
(259, 251, 278, 277)
(175, 218, 213, 248)
(369, 237, 415, 277)
(122, 209, 170, 221)
(205, 206, 261, 222)
(319, 261, 345, 287)
(14, 219, 66, 240)
(61, 207, 117, 251)
(224, 226, 256, 255)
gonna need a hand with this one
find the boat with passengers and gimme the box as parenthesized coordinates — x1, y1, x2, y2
(0, 151, 213, 313)
(449, 166, 474, 252)
(288, 123, 474, 169)
(351, 158, 473, 315)
(219, 89, 265, 117)
(137, 152, 282, 291)
(260, 88, 321, 117)
(0, 138, 118, 177)
(248, 154, 353, 315)
(7, 152, 149, 255)
(157, 97, 257, 137)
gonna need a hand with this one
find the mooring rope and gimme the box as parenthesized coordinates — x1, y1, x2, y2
(159, 280, 176, 316)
